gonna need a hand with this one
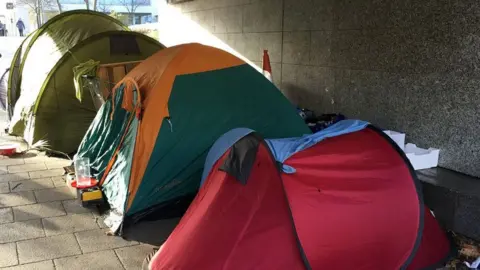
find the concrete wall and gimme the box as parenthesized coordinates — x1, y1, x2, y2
(161, 0, 480, 178)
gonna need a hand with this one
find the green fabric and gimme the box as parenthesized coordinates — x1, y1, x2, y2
(76, 84, 139, 227)
(8, 118, 25, 136)
(11, 11, 126, 108)
(127, 64, 311, 216)
(7, 45, 22, 113)
(76, 84, 132, 181)
(7, 32, 35, 112)
(8, 11, 127, 149)
(73, 59, 100, 102)
(102, 117, 138, 215)
(11, 30, 162, 153)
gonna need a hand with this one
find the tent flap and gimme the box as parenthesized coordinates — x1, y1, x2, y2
(73, 59, 100, 102)
(218, 133, 263, 184)
(76, 84, 133, 181)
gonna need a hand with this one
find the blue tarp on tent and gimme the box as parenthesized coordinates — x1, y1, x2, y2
(266, 119, 369, 164)
(200, 120, 370, 186)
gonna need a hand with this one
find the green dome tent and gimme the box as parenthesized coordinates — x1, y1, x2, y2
(7, 11, 125, 117)
(7, 10, 164, 154)
(7, 31, 36, 119)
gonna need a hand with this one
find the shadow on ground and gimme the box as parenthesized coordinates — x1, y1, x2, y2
(123, 218, 181, 247)
(0, 153, 73, 235)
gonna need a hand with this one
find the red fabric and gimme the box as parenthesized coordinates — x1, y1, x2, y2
(150, 128, 452, 270)
(407, 207, 452, 270)
(150, 145, 305, 270)
(282, 129, 421, 269)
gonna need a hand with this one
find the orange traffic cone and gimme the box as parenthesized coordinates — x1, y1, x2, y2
(262, 50, 272, 82)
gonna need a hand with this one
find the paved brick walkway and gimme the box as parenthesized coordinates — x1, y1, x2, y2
(0, 113, 154, 269)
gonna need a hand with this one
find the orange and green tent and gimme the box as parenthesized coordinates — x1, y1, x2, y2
(76, 43, 311, 232)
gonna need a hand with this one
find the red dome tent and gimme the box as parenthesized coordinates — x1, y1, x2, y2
(148, 120, 454, 270)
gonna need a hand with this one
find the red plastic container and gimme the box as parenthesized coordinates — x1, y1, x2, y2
(0, 144, 17, 156)
(70, 178, 98, 189)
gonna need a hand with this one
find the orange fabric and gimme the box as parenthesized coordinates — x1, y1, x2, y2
(111, 43, 245, 211)
(119, 78, 142, 117)
(109, 79, 139, 120)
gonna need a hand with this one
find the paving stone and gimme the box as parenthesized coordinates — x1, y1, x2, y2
(0, 173, 29, 183)
(61, 200, 91, 215)
(0, 159, 24, 166)
(54, 250, 123, 270)
(0, 182, 9, 193)
(13, 202, 66, 221)
(115, 244, 157, 270)
(0, 191, 36, 207)
(43, 213, 98, 236)
(8, 164, 47, 174)
(52, 176, 66, 187)
(44, 160, 70, 170)
(9, 178, 54, 192)
(22, 155, 48, 164)
(0, 242, 18, 267)
(44, 157, 69, 163)
(0, 166, 8, 175)
(29, 169, 64, 179)
(34, 187, 74, 203)
(96, 217, 108, 229)
(0, 208, 13, 224)
(17, 234, 81, 264)
(0, 219, 45, 243)
(22, 159, 46, 165)
(93, 213, 108, 229)
(75, 229, 138, 253)
(0, 260, 55, 270)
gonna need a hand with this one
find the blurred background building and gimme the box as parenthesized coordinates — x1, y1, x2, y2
(0, 0, 158, 36)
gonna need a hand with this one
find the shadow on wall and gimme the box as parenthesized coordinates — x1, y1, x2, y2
(281, 83, 334, 115)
